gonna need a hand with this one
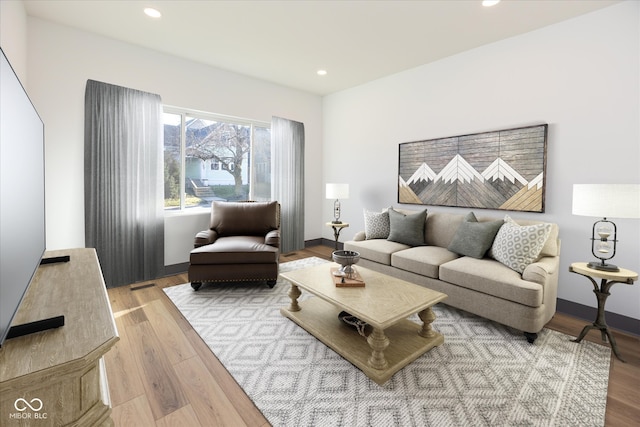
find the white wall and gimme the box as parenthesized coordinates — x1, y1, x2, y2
(25, 18, 324, 266)
(0, 0, 28, 82)
(323, 1, 640, 320)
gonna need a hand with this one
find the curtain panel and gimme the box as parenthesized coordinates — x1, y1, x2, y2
(84, 80, 164, 288)
(272, 116, 305, 254)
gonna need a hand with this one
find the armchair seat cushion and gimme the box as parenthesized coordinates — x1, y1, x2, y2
(190, 236, 278, 265)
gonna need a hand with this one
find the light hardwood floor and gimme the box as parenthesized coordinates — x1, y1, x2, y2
(105, 245, 639, 426)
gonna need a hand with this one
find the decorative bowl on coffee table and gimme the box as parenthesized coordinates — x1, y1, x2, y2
(332, 250, 360, 279)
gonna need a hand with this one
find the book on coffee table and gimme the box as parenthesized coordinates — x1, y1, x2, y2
(330, 267, 365, 287)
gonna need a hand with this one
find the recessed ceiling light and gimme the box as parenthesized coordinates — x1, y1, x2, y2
(144, 7, 162, 18)
(317, 70, 328, 76)
(482, 0, 500, 6)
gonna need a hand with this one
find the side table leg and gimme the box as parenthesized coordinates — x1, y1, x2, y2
(570, 269, 635, 363)
(418, 307, 437, 338)
(572, 324, 595, 344)
(287, 284, 301, 312)
(331, 226, 340, 251)
(604, 329, 625, 363)
(367, 327, 389, 370)
(572, 279, 627, 362)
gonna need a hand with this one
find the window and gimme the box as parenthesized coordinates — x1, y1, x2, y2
(163, 107, 271, 210)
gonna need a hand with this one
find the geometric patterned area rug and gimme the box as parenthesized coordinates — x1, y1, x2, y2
(164, 257, 611, 427)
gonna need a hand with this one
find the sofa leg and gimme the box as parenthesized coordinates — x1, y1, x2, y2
(524, 332, 538, 344)
(266, 279, 277, 288)
(191, 282, 202, 291)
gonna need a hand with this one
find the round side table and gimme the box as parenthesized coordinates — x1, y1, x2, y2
(326, 222, 349, 251)
(569, 262, 638, 362)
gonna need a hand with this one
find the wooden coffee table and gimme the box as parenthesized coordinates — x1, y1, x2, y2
(279, 262, 447, 384)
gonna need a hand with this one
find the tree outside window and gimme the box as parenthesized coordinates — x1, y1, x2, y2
(163, 109, 270, 210)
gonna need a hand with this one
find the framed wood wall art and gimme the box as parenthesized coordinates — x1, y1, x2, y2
(398, 124, 548, 213)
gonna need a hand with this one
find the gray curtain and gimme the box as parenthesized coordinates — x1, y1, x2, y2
(84, 80, 164, 288)
(272, 116, 305, 254)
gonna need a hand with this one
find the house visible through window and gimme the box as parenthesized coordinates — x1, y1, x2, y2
(163, 107, 271, 210)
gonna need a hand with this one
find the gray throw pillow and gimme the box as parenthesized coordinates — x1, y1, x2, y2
(363, 209, 390, 239)
(490, 215, 552, 274)
(448, 212, 503, 259)
(387, 208, 427, 246)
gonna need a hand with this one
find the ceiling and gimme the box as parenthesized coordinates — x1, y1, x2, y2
(24, 0, 621, 95)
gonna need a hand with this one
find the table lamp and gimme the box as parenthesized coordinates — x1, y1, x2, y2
(326, 183, 349, 224)
(572, 184, 640, 272)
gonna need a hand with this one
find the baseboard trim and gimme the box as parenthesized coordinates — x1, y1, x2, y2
(164, 262, 189, 276)
(309, 238, 343, 250)
(556, 298, 639, 336)
(305, 238, 325, 247)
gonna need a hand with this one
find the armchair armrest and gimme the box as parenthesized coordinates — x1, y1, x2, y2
(265, 229, 280, 248)
(194, 229, 218, 248)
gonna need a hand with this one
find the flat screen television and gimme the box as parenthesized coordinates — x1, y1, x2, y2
(0, 47, 47, 346)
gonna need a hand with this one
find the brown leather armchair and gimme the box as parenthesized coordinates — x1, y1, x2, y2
(188, 201, 280, 290)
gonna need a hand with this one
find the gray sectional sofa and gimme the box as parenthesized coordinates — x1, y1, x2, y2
(344, 208, 560, 342)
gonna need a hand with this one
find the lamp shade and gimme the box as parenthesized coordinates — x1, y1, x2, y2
(326, 183, 349, 199)
(572, 184, 640, 219)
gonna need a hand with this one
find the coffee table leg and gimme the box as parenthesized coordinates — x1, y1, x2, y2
(418, 307, 437, 338)
(287, 284, 301, 312)
(367, 327, 389, 370)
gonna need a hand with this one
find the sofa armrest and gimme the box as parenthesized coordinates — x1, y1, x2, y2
(522, 256, 558, 286)
(353, 231, 366, 241)
(194, 229, 218, 248)
(265, 229, 280, 248)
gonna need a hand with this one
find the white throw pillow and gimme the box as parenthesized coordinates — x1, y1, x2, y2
(363, 209, 390, 239)
(490, 215, 552, 274)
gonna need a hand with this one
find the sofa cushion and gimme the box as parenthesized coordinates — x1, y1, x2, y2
(211, 201, 278, 237)
(387, 207, 427, 246)
(489, 215, 552, 274)
(363, 209, 390, 239)
(391, 246, 459, 279)
(439, 256, 543, 307)
(344, 239, 409, 266)
(424, 212, 466, 248)
(190, 236, 278, 264)
(448, 212, 504, 259)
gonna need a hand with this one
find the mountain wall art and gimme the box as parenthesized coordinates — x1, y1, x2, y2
(398, 124, 548, 213)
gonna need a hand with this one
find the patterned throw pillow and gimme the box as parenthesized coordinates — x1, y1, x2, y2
(363, 209, 390, 239)
(490, 215, 552, 274)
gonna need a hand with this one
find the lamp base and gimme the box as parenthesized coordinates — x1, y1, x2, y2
(587, 261, 620, 272)
(331, 220, 343, 224)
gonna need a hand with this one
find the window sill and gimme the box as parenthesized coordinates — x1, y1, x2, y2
(164, 207, 210, 217)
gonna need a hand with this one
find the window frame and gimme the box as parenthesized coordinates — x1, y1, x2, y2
(163, 105, 270, 212)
